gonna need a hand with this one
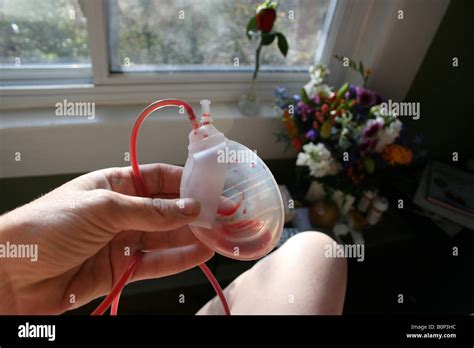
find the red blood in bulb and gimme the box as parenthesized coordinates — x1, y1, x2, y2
(220, 219, 263, 236)
(217, 193, 244, 217)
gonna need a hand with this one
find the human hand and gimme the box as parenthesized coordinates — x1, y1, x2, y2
(0, 164, 214, 314)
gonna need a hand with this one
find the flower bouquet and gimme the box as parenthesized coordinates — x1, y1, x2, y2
(274, 57, 422, 217)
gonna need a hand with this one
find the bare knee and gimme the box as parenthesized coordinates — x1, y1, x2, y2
(285, 231, 346, 270)
(198, 231, 348, 315)
(279, 231, 348, 314)
(285, 231, 337, 249)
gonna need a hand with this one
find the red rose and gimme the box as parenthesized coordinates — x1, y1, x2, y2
(256, 8, 276, 32)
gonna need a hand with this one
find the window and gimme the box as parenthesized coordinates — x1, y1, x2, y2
(0, 0, 90, 66)
(1, 0, 448, 108)
(0, 0, 91, 86)
(108, 0, 332, 73)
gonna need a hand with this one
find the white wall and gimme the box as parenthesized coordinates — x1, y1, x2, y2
(0, 103, 293, 178)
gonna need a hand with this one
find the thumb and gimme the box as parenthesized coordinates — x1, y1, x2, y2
(88, 190, 201, 232)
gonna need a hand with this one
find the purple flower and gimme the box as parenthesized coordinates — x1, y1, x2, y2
(356, 86, 377, 108)
(306, 129, 318, 140)
(273, 86, 289, 100)
(363, 118, 383, 138)
(348, 84, 358, 99)
(297, 101, 313, 119)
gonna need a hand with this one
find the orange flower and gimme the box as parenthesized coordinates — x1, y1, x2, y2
(381, 144, 413, 165)
(282, 110, 302, 151)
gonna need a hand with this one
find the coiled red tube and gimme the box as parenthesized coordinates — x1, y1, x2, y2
(130, 99, 199, 196)
(91, 99, 230, 316)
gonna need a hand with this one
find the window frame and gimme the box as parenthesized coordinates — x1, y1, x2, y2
(0, 65, 92, 86)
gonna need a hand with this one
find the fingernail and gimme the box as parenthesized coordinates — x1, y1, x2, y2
(176, 198, 200, 216)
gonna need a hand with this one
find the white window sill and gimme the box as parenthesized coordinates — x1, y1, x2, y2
(0, 72, 307, 110)
(0, 101, 294, 179)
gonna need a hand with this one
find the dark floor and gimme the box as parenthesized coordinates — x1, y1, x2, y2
(344, 226, 474, 315)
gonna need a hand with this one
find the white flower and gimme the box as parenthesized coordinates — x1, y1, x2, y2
(309, 64, 330, 85)
(375, 118, 403, 152)
(303, 64, 331, 99)
(364, 117, 385, 138)
(296, 143, 341, 178)
(296, 152, 310, 166)
(304, 82, 332, 100)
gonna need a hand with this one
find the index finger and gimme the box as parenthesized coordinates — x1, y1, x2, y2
(133, 163, 183, 196)
(89, 163, 184, 196)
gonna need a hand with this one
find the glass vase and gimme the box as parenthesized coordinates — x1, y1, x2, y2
(238, 79, 261, 116)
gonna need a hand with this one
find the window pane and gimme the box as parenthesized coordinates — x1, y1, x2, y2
(0, 0, 90, 66)
(109, 0, 332, 72)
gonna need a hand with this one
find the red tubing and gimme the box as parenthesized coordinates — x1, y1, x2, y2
(91, 251, 142, 315)
(110, 291, 120, 316)
(199, 262, 231, 315)
(130, 99, 199, 196)
(91, 99, 231, 316)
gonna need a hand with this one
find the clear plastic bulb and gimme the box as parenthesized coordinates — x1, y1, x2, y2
(181, 125, 284, 260)
(195, 140, 283, 260)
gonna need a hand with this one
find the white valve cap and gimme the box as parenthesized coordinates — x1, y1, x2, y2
(200, 99, 211, 115)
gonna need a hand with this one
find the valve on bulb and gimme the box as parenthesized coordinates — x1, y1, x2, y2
(180, 99, 228, 229)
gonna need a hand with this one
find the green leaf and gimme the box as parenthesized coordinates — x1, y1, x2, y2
(276, 32, 289, 57)
(246, 16, 257, 40)
(363, 156, 375, 174)
(300, 87, 317, 107)
(336, 82, 349, 100)
(301, 87, 310, 104)
(261, 32, 276, 45)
